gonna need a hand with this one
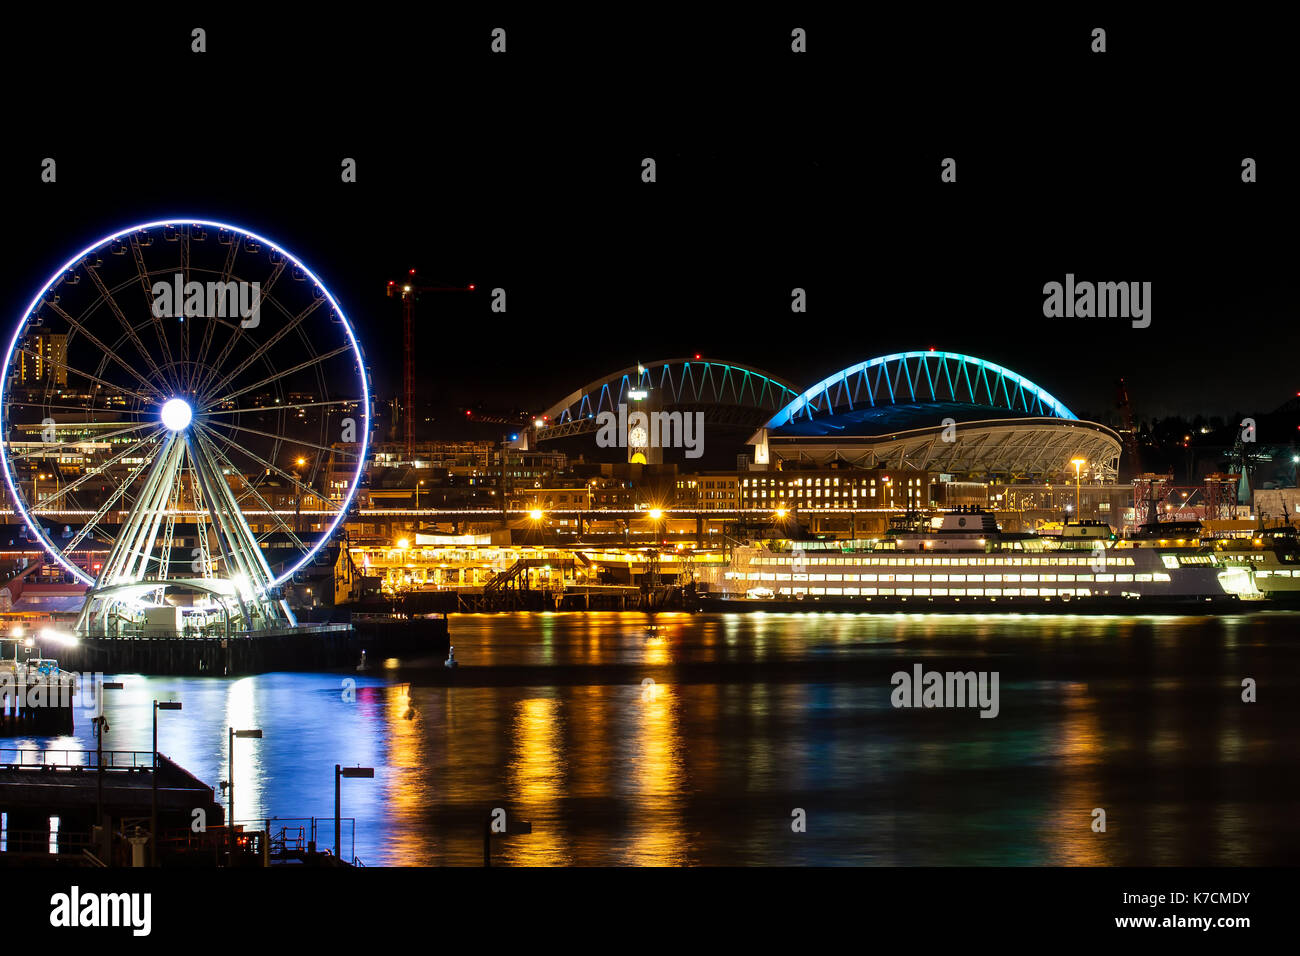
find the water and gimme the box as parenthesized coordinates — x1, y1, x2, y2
(18, 611, 1300, 865)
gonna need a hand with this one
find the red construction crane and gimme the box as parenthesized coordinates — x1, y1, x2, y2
(1115, 377, 1142, 476)
(386, 272, 475, 458)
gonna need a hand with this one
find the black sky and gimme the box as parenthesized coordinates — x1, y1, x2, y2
(2, 10, 1295, 436)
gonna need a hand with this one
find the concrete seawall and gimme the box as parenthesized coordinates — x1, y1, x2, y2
(46, 618, 450, 676)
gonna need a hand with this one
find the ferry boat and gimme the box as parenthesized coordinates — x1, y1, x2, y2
(704, 506, 1259, 613)
(1210, 524, 1300, 604)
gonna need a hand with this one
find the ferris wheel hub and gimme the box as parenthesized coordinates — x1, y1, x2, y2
(160, 398, 193, 431)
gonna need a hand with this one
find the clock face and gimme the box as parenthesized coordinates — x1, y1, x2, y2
(629, 426, 648, 447)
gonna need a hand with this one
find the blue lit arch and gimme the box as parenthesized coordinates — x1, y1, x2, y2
(764, 351, 1078, 429)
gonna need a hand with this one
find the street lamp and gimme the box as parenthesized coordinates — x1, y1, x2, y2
(1070, 458, 1087, 518)
(227, 726, 263, 863)
(416, 479, 425, 509)
(335, 765, 374, 862)
(93, 680, 124, 858)
(151, 700, 182, 866)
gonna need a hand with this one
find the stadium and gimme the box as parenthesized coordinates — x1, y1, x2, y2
(749, 351, 1122, 482)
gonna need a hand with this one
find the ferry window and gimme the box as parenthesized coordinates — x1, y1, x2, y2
(1154, 573, 1172, 582)
(1136, 573, 1153, 582)
(1076, 574, 1094, 582)
(896, 574, 913, 582)
(914, 574, 930, 582)
(1160, 555, 1180, 569)
(1116, 574, 1133, 582)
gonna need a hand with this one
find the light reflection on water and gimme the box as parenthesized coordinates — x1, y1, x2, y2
(23, 611, 1300, 866)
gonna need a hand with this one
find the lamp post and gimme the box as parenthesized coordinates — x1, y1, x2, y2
(227, 726, 263, 864)
(1071, 458, 1087, 518)
(93, 680, 124, 857)
(335, 765, 374, 863)
(151, 700, 182, 866)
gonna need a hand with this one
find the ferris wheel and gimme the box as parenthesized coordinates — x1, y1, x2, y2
(0, 219, 370, 637)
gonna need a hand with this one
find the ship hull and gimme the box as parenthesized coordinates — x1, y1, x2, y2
(696, 593, 1249, 615)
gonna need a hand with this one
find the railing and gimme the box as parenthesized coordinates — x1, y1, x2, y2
(249, 816, 355, 864)
(83, 622, 354, 641)
(0, 825, 94, 855)
(0, 748, 156, 769)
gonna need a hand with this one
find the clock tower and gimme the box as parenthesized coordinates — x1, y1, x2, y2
(625, 385, 662, 465)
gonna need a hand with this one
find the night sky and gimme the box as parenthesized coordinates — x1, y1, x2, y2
(2, 11, 1295, 437)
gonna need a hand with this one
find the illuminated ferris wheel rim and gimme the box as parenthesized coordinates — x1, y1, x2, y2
(0, 217, 371, 590)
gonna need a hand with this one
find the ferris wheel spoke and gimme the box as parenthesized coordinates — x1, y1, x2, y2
(197, 398, 358, 417)
(187, 429, 275, 586)
(56, 444, 162, 559)
(5, 419, 159, 464)
(194, 427, 313, 556)
(29, 427, 163, 509)
(205, 344, 353, 409)
(128, 234, 183, 394)
(194, 420, 331, 506)
(179, 232, 191, 388)
(40, 300, 166, 399)
(199, 418, 358, 460)
(197, 298, 325, 406)
(3, 400, 153, 416)
(187, 238, 241, 393)
(84, 264, 180, 394)
(17, 348, 159, 408)
(192, 258, 287, 399)
(15, 345, 162, 407)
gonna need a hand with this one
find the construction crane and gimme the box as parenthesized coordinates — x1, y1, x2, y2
(1115, 378, 1141, 476)
(386, 272, 475, 458)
